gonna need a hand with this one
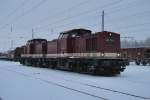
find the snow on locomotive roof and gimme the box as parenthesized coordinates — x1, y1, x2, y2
(94, 31, 120, 35)
(60, 28, 92, 34)
(27, 38, 47, 42)
(27, 38, 47, 44)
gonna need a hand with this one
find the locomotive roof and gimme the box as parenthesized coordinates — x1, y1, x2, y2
(60, 28, 92, 35)
(27, 38, 47, 42)
(96, 31, 120, 35)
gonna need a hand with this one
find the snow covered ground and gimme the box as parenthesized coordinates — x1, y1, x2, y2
(0, 61, 150, 100)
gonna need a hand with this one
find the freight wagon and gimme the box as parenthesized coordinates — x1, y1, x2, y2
(121, 47, 150, 65)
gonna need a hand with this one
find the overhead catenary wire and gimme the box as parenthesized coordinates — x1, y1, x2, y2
(0, 0, 147, 32)
(0, 0, 92, 31)
(106, 10, 150, 23)
(0, 0, 141, 32)
(34, 9, 150, 34)
(33, 0, 92, 25)
(0, 0, 28, 24)
(32, 0, 150, 36)
(105, 0, 142, 15)
(34, 11, 99, 33)
(0, 0, 149, 50)
(0, 0, 48, 30)
(34, 0, 144, 31)
(110, 22, 150, 31)
(34, 0, 123, 30)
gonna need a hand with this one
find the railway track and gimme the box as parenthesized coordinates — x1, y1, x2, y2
(0, 67, 107, 100)
(52, 76, 150, 100)
(38, 78, 107, 100)
(81, 83, 150, 100)
(1, 66, 150, 100)
(34, 70, 150, 100)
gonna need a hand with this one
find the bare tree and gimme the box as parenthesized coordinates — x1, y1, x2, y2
(144, 38, 150, 47)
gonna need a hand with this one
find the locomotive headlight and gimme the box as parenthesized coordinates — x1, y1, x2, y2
(109, 33, 112, 36)
(117, 53, 121, 57)
(101, 53, 105, 57)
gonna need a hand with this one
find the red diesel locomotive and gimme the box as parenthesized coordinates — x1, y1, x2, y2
(18, 28, 127, 75)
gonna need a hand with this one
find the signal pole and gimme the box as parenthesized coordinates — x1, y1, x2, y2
(10, 25, 13, 50)
(11, 40, 13, 50)
(11, 25, 13, 32)
(102, 10, 104, 32)
(32, 28, 34, 39)
(51, 28, 54, 34)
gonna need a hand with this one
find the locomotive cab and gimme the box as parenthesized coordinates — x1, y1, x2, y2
(26, 39, 47, 54)
(57, 28, 91, 54)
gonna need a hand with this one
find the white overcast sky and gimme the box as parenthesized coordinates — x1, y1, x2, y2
(0, 0, 150, 52)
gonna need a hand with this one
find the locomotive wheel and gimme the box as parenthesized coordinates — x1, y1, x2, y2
(135, 61, 140, 65)
(142, 61, 147, 66)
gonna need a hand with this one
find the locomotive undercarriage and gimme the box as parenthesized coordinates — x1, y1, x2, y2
(19, 57, 127, 76)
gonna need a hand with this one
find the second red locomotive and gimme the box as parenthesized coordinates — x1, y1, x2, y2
(17, 28, 127, 75)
